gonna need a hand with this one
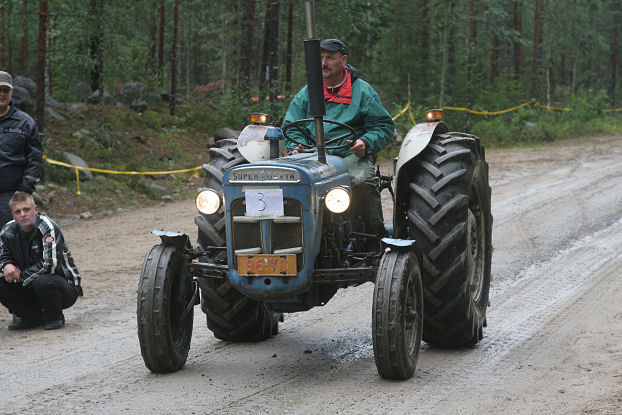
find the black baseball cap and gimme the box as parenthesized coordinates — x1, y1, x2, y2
(320, 39, 348, 55)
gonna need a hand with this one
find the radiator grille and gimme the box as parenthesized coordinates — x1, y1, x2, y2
(231, 197, 304, 271)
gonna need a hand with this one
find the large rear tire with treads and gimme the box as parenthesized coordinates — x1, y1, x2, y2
(407, 132, 492, 347)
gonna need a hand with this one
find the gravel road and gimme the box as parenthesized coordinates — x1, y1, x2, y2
(1, 135, 621, 415)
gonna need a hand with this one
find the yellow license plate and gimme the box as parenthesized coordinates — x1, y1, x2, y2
(238, 254, 297, 276)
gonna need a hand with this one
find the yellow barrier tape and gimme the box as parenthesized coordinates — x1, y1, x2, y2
(43, 155, 203, 194)
(533, 102, 573, 112)
(405, 98, 621, 117)
(440, 99, 536, 116)
(392, 103, 417, 125)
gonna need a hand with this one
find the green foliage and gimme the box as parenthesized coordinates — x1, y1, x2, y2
(141, 110, 164, 131)
(563, 90, 610, 123)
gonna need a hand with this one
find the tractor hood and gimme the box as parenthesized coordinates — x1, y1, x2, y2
(223, 153, 349, 187)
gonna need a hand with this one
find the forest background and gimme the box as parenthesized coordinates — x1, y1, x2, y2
(1, 0, 621, 216)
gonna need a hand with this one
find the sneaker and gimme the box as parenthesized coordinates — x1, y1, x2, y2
(44, 314, 65, 330)
(8, 314, 44, 330)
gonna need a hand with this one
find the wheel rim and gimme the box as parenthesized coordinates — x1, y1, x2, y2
(168, 261, 190, 345)
(466, 184, 486, 303)
(404, 273, 419, 353)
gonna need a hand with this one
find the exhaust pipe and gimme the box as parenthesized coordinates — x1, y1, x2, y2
(303, 1, 327, 164)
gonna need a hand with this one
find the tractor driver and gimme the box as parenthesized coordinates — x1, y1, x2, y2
(283, 38, 394, 243)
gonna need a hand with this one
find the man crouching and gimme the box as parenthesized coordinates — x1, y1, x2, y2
(0, 191, 82, 330)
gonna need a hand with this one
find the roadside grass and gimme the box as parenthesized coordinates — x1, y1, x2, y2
(41, 102, 213, 219)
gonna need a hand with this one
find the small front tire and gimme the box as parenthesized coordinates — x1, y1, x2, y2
(372, 250, 423, 380)
(137, 244, 194, 373)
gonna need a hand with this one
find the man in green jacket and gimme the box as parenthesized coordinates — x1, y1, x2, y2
(283, 38, 394, 242)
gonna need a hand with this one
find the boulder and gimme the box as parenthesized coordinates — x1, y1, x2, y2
(159, 92, 184, 103)
(70, 82, 92, 103)
(63, 152, 94, 181)
(11, 86, 34, 114)
(115, 82, 147, 106)
(13, 76, 37, 96)
(45, 95, 67, 110)
(68, 102, 88, 113)
(129, 100, 148, 112)
(45, 106, 66, 121)
(145, 91, 165, 105)
(148, 183, 167, 194)
(86, 89, 113, 105)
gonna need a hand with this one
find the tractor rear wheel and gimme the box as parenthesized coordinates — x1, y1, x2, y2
(372, 250, 423, 380)
(137, 244, 194, 373)
(407, 133, 492, 347)
(195, 140, 280, 341)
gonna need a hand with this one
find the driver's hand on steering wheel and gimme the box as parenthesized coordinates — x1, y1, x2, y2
(347, 139, 367, 158)
(290, 144, 304, 155)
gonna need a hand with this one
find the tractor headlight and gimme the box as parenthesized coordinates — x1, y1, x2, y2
(196, 189, 221, 215)
(325, 187, 351, 214)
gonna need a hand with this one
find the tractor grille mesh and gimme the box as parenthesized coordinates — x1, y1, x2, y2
(231, 197, 304, 271)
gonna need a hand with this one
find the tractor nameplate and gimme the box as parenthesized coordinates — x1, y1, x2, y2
(229, 167, 301, 183)
(238, 254, 297, 276)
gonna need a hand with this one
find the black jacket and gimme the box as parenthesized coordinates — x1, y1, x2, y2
(0, 103, 43, 193)
(0, 213, 81, 287)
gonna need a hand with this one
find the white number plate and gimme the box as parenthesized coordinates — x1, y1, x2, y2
(245, 189, 284, 216)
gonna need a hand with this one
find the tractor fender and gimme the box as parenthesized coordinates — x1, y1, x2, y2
(152, 230, 192, 251)
(380, 237, 423, 266)
(394, 121, 449, 183)
(392, 121, 449, 238)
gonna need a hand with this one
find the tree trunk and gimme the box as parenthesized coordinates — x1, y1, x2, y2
(148, 0, 156, 75)
(169, 0, 180, 116)
(259, 2, 272, 97)
(419, 0, 429, 101)
(88, 0, 101, 92)
(1, 3, 4, 68)
(21, 0, 27, 74)
(7, 3, 11, 73)
(239, 0, 255, 126)
(610, 0, 619, 107)
(531, 0, 541, 98)
(45, 16, 52, 95)
(285, 2, 292, 95)
(222, 17, 227, 96)
(35, 0, 48, 139)
(439, 0, 450, 107)
(158, 0, 165, 84)
(466, 0, 474, 133)
(513, 1, 522, 81)
(544, 0, 555, 108)
(490, 29, 499, 84)
(267, 0, 280, 117)
(96, 0, 105, 132)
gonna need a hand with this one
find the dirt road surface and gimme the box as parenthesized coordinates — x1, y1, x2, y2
(1, 135, 621, 415)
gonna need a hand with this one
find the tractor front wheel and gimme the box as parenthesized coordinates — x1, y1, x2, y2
(372, 250, 423, 380)
(137, 244, 194, 373)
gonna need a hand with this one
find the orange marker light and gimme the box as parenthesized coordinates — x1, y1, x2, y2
(425, 109, 444, 122)
(249, 113, 268, 124)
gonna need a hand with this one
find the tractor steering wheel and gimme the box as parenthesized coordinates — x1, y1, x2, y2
(282, 118, 358, 151)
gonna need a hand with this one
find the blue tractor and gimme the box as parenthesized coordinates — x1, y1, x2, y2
(137, 4, 492, 381)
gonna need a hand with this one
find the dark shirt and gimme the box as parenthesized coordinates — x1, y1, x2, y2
(15, 227, 33, 267)
(0, 103, 43, 193)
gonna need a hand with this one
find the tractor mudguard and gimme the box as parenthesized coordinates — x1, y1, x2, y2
(380, 237, 423, 266)
(394, 121, 449, 184)
(152, 230, 192, 251)
(392, 122, 449, 238)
